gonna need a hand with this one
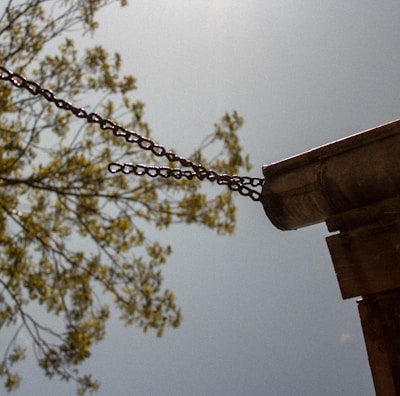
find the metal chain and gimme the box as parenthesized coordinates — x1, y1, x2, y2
(0, 66, 264, 201)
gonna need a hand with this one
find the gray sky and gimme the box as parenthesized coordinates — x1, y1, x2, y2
(14, 1, 400, 395)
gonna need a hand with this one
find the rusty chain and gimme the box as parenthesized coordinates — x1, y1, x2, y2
(0, 66, 264, 201)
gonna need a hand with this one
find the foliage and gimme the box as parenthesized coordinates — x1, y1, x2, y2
(0, 0, 251, 394)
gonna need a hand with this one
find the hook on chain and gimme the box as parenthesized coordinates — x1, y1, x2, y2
(0, 66, 265, 201)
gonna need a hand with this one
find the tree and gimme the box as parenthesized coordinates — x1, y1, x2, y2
(0, 1, 254, 394)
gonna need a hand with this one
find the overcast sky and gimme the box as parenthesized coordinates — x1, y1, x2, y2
(14, 1, 400, 395)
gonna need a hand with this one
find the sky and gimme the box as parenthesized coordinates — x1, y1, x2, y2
(12, 1, 400, 395)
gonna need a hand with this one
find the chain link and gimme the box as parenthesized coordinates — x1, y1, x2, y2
(0, 66, 264, 201)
